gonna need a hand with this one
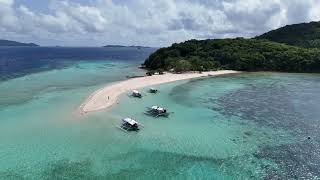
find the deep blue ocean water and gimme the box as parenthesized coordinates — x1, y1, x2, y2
(0, 47, 319, 179)
(0, 47, 155, 81)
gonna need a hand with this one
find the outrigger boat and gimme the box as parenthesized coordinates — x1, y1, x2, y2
(120, 118, 140, 131)
(131, 90, 142, 98)
(149, 88, 158, 94)
(145, 106, 170, 117)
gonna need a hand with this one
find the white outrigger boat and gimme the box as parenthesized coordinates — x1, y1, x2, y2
(120, 118, 141, 131)
(131, 90, 142, 98)
(149, 88, 158, 94)
(145, 106, 170, 117)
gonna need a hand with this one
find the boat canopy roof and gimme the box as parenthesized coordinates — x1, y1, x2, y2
(123, 118, 138, 125)
(133, 90, 140, 94)
(150, 88, 156, 90)
(151, 106, 165, 111)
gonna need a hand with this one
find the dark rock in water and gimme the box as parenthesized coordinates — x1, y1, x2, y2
(244, 131, 253, 137)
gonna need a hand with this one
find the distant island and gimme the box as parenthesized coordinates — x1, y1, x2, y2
(103, 45, 151, 49)
(0, 39, 39, 47)
(144, 21, 320, 73)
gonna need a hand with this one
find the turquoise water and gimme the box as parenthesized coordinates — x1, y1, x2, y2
(0, 61, 320, 179)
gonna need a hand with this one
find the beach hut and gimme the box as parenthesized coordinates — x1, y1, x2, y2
(146, 71, 154, 76)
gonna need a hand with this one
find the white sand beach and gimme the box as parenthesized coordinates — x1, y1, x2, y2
(80, 70, 240, 113)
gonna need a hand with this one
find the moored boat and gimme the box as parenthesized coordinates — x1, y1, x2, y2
(149, 88, 158, 93)
(120, 118, 140, 131)
(145, 105, 170, 117)
(131, 90, 142, 98)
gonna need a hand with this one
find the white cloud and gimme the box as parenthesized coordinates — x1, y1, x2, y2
(52, 1, 107, 33)
(222, 0, 283, 31)
(0, 0, 18, 31)
(309, 0, 320, 20)
(0, 0, 319, 46)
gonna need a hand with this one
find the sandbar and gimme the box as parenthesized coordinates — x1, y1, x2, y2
(80, 70, 240, 113)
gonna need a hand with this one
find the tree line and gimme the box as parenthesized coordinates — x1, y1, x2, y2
(143, 38, 320, 73)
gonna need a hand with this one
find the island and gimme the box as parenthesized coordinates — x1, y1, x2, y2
(0, 39, 39, 47)
(81, 21, 320, 113)
(143, 21, 320, 73)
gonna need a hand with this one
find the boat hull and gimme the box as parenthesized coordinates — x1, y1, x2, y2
(120, 125, 140, 131)
(144, 110, 170, 118)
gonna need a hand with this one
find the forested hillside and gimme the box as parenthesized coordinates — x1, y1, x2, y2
(144, 38, 320, 72)
(256, 21, 320, 48)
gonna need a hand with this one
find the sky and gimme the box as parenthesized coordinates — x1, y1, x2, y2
(0, 0, 319, 47)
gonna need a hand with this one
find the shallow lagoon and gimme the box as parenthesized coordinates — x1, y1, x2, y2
(0, 59, 319, 179)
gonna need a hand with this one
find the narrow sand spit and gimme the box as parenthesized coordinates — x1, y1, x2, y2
(80, 70, 240, 113)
